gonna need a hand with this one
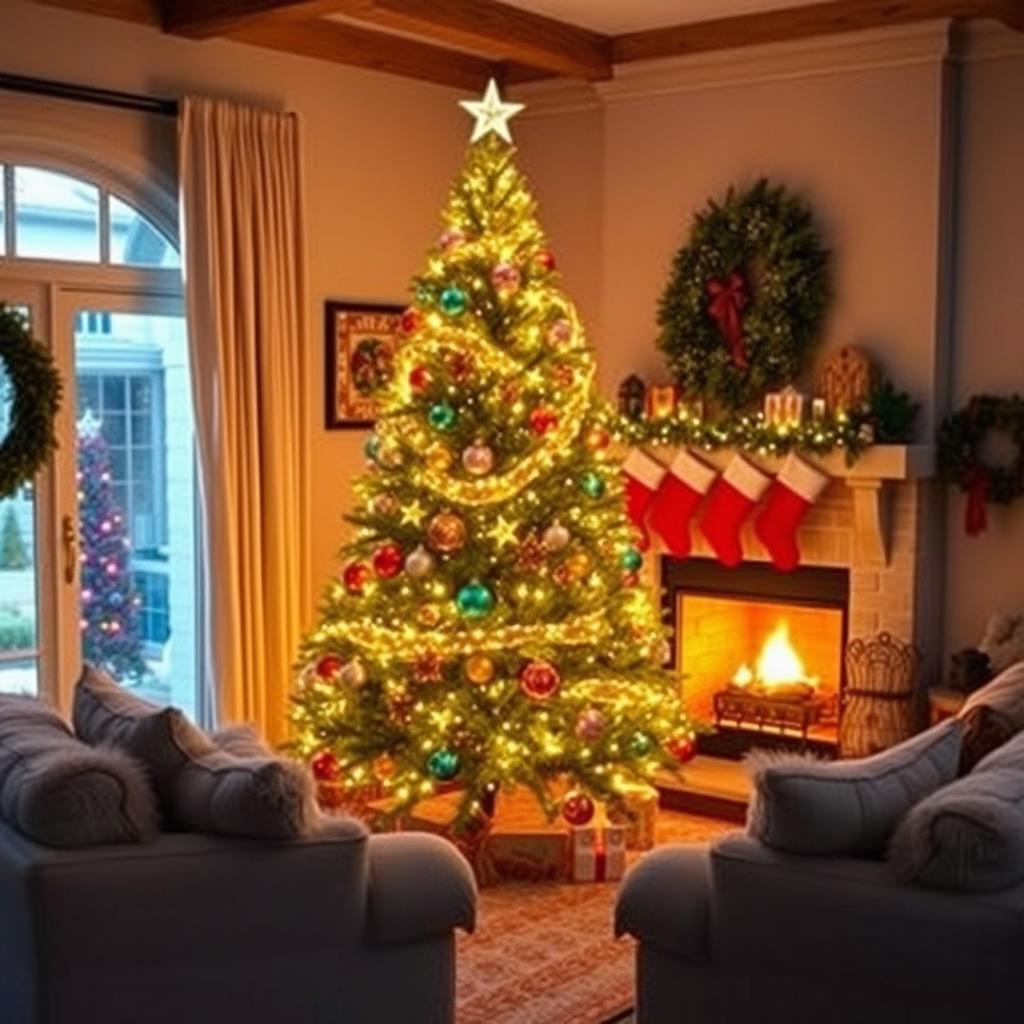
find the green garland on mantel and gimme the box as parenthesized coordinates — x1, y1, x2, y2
(0, 305, 63, 499)
(599, 406, 874, 466)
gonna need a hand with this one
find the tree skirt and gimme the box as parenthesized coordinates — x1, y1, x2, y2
(457, 812, 734, 1024)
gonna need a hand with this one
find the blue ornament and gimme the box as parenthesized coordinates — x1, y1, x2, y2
(581, 472, 606, 498)
(620, 547, 643, 572)
(439, 286, 468, 317)
(456, 581, 495, 619)
(427, 748, 460, 781)
(428, 402, 457, 431)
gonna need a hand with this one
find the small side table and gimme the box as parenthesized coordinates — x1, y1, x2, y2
(928, 687, 967, 724)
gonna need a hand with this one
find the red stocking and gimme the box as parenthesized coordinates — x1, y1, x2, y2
(698, 455, 770, 567)
(754, 453, 829, 571)
(648, 449, 718, 557)
(621, 449, 666, 547)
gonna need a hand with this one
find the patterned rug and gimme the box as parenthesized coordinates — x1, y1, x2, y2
(457, 812, 735, 1024)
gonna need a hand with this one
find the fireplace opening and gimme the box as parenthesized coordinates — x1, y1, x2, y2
(662, 559, 850, 758)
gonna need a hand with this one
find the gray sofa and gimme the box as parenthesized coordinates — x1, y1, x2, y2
(0, 815, 476, 1024)
(616, 833, 1023, 1024)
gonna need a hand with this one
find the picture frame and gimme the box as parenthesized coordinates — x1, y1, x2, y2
(324, 300, 404, 429)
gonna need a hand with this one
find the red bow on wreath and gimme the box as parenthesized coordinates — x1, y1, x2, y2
(964, 464, 991, 537)
(707, 272, 749, 370)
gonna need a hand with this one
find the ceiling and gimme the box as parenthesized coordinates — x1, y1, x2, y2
(501, 0, 824, 35)
(32, 1, 1024, 91)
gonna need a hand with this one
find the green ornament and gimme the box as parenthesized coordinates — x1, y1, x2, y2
(427, 748, 460, 781)
(363, 433, 381, 462)
(456, 581, 495, 619)
(630, 731, 652, 757)
(428, 402, 457, 431)
(439, 286, 468, 317)
(621, 547, 643, 571)
(581, 472, 605, 498)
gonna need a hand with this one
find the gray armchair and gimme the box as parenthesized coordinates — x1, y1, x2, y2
(0, 816, 476, 1024)
(616, 834, 1023, 1024)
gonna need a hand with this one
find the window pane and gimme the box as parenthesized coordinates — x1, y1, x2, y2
(15, 166, 100, 262)
(75, 311, 196, 718)
(0, 166, 5, 257)
(109, 195, 180, 269)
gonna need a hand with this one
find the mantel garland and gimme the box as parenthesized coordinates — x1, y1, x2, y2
(600, 406, 873, 466)
(937, 394, 1024, 536)
(0, 305, 63, 499)
(657, 179, 830, 411)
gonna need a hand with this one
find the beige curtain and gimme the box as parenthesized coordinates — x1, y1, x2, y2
(179, 97, 308, 744)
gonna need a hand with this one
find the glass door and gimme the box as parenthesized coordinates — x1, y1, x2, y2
(0, 280, 55, 697)
(54, 292, 199, 719)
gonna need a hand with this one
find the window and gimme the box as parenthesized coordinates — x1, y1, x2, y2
(134, 569, 170, 646)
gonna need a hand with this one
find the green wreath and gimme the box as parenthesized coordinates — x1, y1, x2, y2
(657, 179, 830, 410)
(0, 305, 63, 499)
(938, 395, 1024, 534)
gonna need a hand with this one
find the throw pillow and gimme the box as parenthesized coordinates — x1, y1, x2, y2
(746, 718, 963, 855)
(957, 660, 1024, 770)
(0, 694, 158, 846)
(74, 664, 314, 839)
(889, 728, 1024, 891)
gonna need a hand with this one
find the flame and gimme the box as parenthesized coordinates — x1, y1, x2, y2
(731, 620, 818, 689)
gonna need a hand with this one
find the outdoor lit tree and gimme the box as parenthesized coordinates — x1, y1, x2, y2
(77, 412, 148, 683)
(294, 82, 695, 830)
(0, 505, 30, 570)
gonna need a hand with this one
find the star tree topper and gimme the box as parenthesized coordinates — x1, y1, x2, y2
(459, 78, 524, 143)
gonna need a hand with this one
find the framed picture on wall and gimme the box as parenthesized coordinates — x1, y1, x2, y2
(324, 300, 403, 429)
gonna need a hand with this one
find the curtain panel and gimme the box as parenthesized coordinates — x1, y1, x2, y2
(179, 96, 308, 743)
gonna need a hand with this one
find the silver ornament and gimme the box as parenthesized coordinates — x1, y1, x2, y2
(405, 544, 436, 579)
(542, 520, 570, 553)
(340, 659, 367, 687)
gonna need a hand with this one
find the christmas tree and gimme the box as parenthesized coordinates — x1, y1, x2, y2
(295, 81, 695, 830)
(77, 412, 148, 683)
(0, 505, 29, 570)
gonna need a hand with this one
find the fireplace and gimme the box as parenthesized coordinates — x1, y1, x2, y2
(663, 558, 850, 757)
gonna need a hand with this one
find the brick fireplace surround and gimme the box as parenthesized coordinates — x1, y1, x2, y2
(651, 443, 942, 733)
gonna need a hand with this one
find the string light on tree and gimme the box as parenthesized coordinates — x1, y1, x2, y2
(292, 79, 696, 832)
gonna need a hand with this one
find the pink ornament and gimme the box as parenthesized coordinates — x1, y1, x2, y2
(575, 707, 605, 741)
(547, 319, 573, 346)
(491, 262, 521, 294)
(439, 227, 467, 251)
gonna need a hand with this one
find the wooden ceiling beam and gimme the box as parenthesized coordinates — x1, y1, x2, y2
(161, 1, 347, 38)
(993, 0, 1024, 29)
(329, 0, 612, 80)
(612, 0, 998, 63)
(230, 18, 497, 90)
(35, 0, 161, 24)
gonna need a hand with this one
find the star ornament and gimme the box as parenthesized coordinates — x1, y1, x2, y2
(459, 79, 525, 144)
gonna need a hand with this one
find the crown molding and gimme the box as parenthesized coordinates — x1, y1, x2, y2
(952, 17, 1024, 59)
(512, 78, 601, 120)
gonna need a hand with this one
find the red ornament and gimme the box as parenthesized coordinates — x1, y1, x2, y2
(373, 543, 404, 579)
(561, 790, 595, 826)
(413, 652, 445, 683)
(409, 365, 431, 393)
(400, 307, 423, 335)
(667, 734, 697, 764)
(528, 407, 559, 435)
(446, 350, 474, 382)
(535, 250, 556, 273)
(311, 750, 340, 782)
(519, 660, 561, 701)
(343, 561, 372, 594)
(315, 654, 344, 680)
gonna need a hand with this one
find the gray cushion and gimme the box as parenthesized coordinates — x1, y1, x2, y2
(746, 719, 963, 855)
(889, 728, 1024, 891)
(958, 660, 1024, 770)
(74, 665, 314, 839)
(0, 694, 157, 846)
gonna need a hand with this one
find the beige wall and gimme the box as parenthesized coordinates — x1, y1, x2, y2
(0, 0, 467, 614)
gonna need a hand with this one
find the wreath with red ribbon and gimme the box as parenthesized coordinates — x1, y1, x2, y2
(938, 395, 1024, 536)
(657, 179, 830, 410)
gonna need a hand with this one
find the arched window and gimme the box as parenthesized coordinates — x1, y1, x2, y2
(0, 161, 200, 720)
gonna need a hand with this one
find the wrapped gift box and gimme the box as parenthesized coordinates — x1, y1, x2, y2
(608, 782, 659, 851)
(570, 824, 627, 883)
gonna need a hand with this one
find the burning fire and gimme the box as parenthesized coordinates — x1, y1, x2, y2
(732, 620, 819, 690)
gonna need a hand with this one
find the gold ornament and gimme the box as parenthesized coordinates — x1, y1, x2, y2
(427, 511, 467, 553)
(565, 550, 592, 581)
(417, 602, 442, 628)
(425, 444, 453, 473)
(464, 653, 495, 684)
(374, 756, 396, 780)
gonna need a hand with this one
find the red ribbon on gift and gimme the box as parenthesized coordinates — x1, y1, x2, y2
(964, 464, 991, 537)
(707, 272, 749, 369)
